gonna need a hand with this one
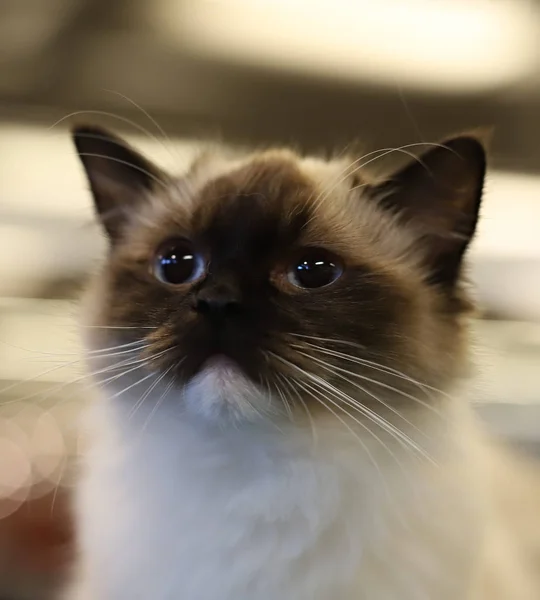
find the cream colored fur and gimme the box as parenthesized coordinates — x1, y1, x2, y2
(66, 374, 540, 600)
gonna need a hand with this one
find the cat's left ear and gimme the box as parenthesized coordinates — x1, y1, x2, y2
(72, 125, 169, 241)
(369, 134, 488, 286)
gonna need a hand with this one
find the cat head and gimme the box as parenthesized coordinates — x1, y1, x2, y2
(73, 126, 486, 426)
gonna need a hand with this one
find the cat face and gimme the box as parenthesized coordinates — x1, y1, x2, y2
(73, 127, 486, 424)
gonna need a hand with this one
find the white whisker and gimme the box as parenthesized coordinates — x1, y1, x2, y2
(291, 335, 447, 398)
(80, 325, 157, 330)
(103, 90, 179, 167)
(140, 370, 177, 433)
(131, 362, 177, 422)
(0, 359, 83, 398)
(108, 371, 158, 401)
(302, 370, 435, 466)
(272, 376, 294, 422)
(85, 345, 150, 361)
(75, 152, 169, 190)
(294, 342, 450, 413)
(308, 142, 450, 219)
(294, 348, 432, 438)
(271, 351, 434, 466)
(50, 109, 171, 158)
(0, 347, 169, 408)
(279, 374, 318, 446)
(87, 340, 150, 354)
(310, 145, 426, 214)
(290, 332, 366, 351)
(291, 376, 398, 505)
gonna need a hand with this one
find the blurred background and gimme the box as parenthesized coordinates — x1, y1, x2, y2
(1, 0, 540, 597)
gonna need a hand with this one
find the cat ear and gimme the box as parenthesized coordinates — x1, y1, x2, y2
(370, 135, 487, 286)
(72, 126, 168, 240)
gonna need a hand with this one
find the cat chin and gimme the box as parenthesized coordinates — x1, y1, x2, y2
(182, 357, 273, 424)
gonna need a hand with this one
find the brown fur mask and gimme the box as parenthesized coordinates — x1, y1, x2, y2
(73, 127, 485, 425)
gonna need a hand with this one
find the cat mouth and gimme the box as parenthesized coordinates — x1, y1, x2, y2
(181, 351, 270, 422)
(180, 337, 264, 383)
(178, 352, 254, 383)
(200, 354, 241, 374)
(187, 353, 258, 397)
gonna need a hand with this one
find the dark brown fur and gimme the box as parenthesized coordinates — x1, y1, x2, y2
(74, 127, 485, 419)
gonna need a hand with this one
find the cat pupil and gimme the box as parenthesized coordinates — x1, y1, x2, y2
(155, 240, 203, 284)
(161, 252, 195, 283)
(292, 252, 343, 288)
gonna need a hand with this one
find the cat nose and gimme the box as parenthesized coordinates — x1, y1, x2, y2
(194, 284, 242, 318)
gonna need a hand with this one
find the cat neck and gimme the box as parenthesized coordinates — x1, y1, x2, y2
(78, 388, 484, 600)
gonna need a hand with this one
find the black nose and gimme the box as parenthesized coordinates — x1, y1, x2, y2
(194, 284, 242, 318)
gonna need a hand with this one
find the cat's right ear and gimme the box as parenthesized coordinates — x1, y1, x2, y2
(72, 126, 168, 241)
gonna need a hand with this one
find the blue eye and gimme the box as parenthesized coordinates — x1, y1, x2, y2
(154, 239, 206, 285)
(288, 249, 343, 289)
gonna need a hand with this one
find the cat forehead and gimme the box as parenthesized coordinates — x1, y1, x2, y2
(182, 151, 366, 234)
(188, 148, 350, 186)
(129, 150, 403, 265)
(188, 150, 359, 201)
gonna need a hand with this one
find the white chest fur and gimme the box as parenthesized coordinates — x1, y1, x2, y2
(73, 395, 483, 600)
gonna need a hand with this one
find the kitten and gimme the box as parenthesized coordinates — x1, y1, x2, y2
(66, 126, 540, 600)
